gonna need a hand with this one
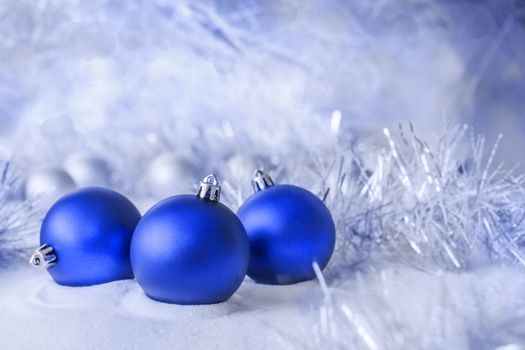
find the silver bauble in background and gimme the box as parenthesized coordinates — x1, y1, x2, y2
(145, 152, 196, 199)
(63, 151, 111, 188)
(24, 167, 77, 206)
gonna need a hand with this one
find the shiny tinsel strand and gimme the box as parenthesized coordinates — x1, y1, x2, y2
(321, 123, 525, 271)
(0, 161, 41, 265)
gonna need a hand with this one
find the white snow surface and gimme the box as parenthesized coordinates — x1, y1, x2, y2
(2, 264, 525, 349)
(0, 266, 322, 349)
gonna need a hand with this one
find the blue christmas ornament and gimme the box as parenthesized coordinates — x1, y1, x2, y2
(29, 187, 141, 286)
(237, 170, 336, 285)
(131, 174, 249, 305)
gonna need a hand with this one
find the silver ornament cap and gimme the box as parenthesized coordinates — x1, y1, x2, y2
(29, 244, 57, 269)
(196, 174, 221, 202)
(252, 169, 275, 192)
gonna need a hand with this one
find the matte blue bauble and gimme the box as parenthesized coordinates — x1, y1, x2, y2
(131, 194, 249, 305)
(238, 184, 336, 285)
(40, 187, 141, 286)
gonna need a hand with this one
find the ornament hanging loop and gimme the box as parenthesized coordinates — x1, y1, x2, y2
(196, 174, 221, 202)
(29, 243, 57, 269)
(252, 169, 275, 192)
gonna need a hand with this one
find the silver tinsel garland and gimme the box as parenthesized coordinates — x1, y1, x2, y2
(327, 123, 525, 272)
(0, 161, 41, 265)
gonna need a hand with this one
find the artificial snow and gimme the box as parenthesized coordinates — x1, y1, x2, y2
(2, 264, 525, 349)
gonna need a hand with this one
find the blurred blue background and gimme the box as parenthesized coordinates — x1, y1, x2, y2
(0, 0, 524, 166)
